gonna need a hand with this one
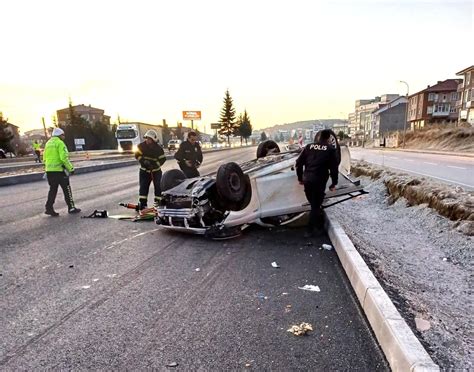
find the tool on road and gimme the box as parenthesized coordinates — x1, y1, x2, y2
(82, 210, 108, 218)
(119, 202, 140, 211)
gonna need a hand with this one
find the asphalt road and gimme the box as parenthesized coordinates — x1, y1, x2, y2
(349, 147, 474, 190)
(0, 147, 388, 370)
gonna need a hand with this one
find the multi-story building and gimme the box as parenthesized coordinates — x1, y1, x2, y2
(349, 94, 400, 141)
(372, 96, 408, 139)
(407, 79, 461, 130)
(56, 104, 111, 126)
(347, 113, 356, 137)
(456, 65, 473, 125)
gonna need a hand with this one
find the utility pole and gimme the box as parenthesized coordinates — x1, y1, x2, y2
(399, 81, 409, 148)
(41, 117, 48, 139)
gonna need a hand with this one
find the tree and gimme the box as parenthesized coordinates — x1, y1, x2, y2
(162, 120, 171, 145)
(260, 131, 268, 142)
(218, 89, 237, 145)
(279, 132, 284, 142)
(175, 122, 183, 140)
(0, 113, 14, 153)
(238, 110, 252, 145)
(210, 133, 218, 143)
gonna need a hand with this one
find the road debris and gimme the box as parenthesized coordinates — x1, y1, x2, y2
(415, 317, 431, 332)
(271, 261, 280, 268)
(298, 285, 320, 292)
(166, 362, 179, 367)
(257, 293, 268, 300)
(322, 244, 333, 251)
(287, 322, 313, 336)
(195, 268, 201, 272)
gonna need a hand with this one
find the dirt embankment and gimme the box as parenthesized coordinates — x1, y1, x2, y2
(351, 160, 474, 236)
(404, 125, 474, 152)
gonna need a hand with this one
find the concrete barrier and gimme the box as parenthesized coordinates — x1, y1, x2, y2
(0, 146, 256, 187)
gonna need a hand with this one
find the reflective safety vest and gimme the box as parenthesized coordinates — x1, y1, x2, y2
(33, 142, 41, 151)
(43, 137, 74, 172)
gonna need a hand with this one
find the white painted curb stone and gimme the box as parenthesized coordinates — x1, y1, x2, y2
(325, 209, 439, 372)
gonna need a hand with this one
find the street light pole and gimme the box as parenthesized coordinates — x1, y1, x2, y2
(399, 80, 409, 148)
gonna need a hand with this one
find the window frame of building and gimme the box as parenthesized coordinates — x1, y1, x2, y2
(466, 72, 471, 85)
(428, 93, 435, 101)
(427, 106, 433, 114)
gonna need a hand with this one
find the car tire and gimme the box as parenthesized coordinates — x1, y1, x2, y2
(314, 129, 341, 164)
(256, 140, 280, 158)
(161, 169, 186, 192)
(216, 162, 247, 204)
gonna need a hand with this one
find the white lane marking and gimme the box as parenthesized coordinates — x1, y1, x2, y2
(405, 159, 414, 162)
(447, 165, 466, 170)
(423, 162, 438, 165)
(387, 156, 398, 159)
(379, 165, 474, 189)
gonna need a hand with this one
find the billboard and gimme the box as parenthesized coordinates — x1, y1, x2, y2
(182, 111, 201, 120)
(210, 123, 220, 129)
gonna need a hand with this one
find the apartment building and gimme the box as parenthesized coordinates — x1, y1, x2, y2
(57, 104, 111, 126)
(407, 79, 461, 130)
(456, 65, 473, 125)
(372, 96, 408, 139)
(349, 94, 400, 140)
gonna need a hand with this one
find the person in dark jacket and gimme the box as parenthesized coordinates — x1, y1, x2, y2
(295, 129, 338, 237)
(135, 130, 166, 210)
(174, 131, 203, 178)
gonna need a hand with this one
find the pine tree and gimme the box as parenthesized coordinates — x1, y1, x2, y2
(238, 110, 253, 145)
(260, 131, 268, 142)
(218, 89, 237, 145)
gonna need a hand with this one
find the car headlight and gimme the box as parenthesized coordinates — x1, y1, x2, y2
(118, 146, 124, 153)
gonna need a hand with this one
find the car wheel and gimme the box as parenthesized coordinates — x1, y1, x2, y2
(216, 162, 247, 204)
(256, 140, 280, 158)
(314, 129, 341, 165)
(161, 169, 186, 192)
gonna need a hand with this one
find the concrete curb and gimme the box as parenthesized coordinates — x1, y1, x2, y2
(324, 209, 439, 372)
(0, 146, 255, 187)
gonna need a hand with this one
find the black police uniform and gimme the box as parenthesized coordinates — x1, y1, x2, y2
(174, 140, 203, 178)
(135, 140, 166, 209)
(295, 141, 338, 231)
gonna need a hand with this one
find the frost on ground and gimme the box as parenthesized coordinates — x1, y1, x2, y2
(329, 177, 473, 370)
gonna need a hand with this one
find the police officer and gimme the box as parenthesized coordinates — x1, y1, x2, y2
(295, 129, 338, 237)
(174, 131, 203, 178)
(33, 140, 42, 163)
(43, 128, 81, 216)
(135, 130, 166, 210)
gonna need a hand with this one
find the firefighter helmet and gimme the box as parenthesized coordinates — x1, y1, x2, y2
(144, 130, 158, 142)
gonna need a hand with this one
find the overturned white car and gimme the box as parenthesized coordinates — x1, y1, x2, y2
(156, 131, 366, 239)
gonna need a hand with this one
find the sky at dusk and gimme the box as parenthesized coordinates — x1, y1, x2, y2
(1, 0, 472, 133)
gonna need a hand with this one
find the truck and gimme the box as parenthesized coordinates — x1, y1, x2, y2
(115, 122, 163, 152)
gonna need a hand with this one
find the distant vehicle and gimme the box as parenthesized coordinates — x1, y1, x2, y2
(167, 139, 182, 152)
(115, 123, 162, 152)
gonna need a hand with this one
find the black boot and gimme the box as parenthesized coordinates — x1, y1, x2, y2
(45, 208, 59, 217)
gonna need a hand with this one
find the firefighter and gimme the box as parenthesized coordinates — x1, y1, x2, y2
(135, 130, 166, 210)
(43, 128, 81, 216)
(295, 129, 338, 237)
(174, 131, 203, 178)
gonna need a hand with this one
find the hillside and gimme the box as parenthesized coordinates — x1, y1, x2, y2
(404, 125, 474, 152)
(260, 119, 346, 133)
